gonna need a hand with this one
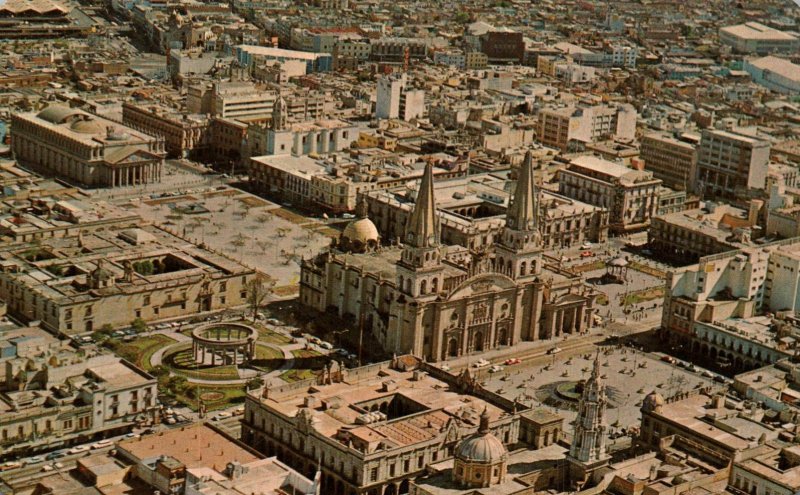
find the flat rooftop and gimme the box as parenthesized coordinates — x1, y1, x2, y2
(721, 22, 798, 41)
(118, 423, 259, 470)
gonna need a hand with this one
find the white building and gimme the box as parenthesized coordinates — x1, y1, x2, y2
(743, 56, 800, 95)
(376, 74, 425, 121)
(719, 22, 800, 54)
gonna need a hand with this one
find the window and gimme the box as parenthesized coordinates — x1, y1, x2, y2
(370, 467, 378, 482)
(144, 295, 150, 305)
(417, 456, 424, 468)
(403, 459, 410, 472)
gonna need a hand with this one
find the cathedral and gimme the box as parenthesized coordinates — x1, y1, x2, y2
(299, 152, 598, 361)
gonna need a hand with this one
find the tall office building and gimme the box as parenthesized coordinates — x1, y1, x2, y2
(695, 129, 770, 201)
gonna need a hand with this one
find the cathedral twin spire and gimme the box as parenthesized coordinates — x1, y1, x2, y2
(506, 150, 539, 233)
(404, 162, 439, 249)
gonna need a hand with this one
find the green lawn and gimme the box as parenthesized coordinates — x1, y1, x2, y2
(572, 260, 606, 273)
(250, 345, 285, 372)
(628, 260, 666, 279)
(163, 345, 241, 381)
(114, 334, 176, 370)
(279, 348, 327, 383)
(622, 286, 665, 306)
(172, 384, 247, 412)
(255, 325, 292, 345)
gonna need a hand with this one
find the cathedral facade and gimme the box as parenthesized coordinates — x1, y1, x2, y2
(300, 152, 598, 361)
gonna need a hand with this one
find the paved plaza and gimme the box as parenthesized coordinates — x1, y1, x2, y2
(483, 346, 717, 433)
(128, 186, 335, 289)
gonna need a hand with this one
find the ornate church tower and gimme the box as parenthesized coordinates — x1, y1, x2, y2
(397, 162, 444, 298)
(568, 353, 610, 488)
(495, 150, 542, 280)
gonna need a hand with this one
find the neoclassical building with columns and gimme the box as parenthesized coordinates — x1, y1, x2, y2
(11, 105, 166, 188)
(300, 152, 597, 361)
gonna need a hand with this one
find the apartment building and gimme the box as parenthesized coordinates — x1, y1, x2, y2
(695, 129, 770, 201)
(640, 132, 699, 191)
(537, 104, 636, 151)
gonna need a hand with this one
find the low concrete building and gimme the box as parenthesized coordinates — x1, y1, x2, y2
(0, 224, 255, 335)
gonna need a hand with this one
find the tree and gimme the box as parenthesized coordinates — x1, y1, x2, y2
(130, 317, 147, 333)
(150, 365, 170, 378)
(246, 274, 275, 321)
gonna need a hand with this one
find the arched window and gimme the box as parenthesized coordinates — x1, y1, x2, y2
(431, 278, 438, 292)
(420, 279, 427, 294)
(520, 261, 527, 276)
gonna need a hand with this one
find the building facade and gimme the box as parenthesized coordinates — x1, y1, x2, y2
(300, 157, 597, 360)
(558, 156, 661, 233)
(640, 132, 698, 191)
(695, 129, 770, 201)
(11, 106, 166, 188)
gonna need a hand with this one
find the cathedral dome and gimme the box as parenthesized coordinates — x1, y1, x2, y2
(455, 429, 507, 463)
(342, 217, 379, 245)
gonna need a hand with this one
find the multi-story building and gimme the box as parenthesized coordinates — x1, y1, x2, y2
(376, 74, 425, 122)
(536, 104, 637, 151)
(333, 39, 372, 70)
(235, 45, 333, 73)
(370, 38, 427, 64)
(249, 154, 460, 214)
(11, 105, 166, 188)
(480, 31, 525, 64)
(0, 223, 255, 335)
(121, 102, 211, 159)
(301, 159, 597, 359)
(247, 98, 359, 158)
(558, 156, 662, 233)
(695, 129, 771, 201)
(0, 344, 157, 459)
(187, 81, 326, 123)
(719, 22, 800, 55)
(640, 132, 699, 191)
(361, 169, 608, 250)
(242, 356, 559, 495)
(433, 50, 488, 70)
(661, 238, 800, 370)
(649, 201, 760, 261)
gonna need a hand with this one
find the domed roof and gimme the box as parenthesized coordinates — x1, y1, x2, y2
(455, 408, 507, 464)
(70, 117, 104, 135)
(456, 431, 507, 463)
(37, 105, 80, 124)
(343, 217, 379, 244)
(641, 391, 664, 412)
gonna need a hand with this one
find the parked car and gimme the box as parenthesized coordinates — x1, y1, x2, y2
(0, 461, 22, 471)
(489, 365, 504, 373)
(580, 251, 593, 258)
(472, 359, 490, 368)
(27, 456, 44, 465)
(504, 358, 521, 365)
(68, 445, 90, 454)
(319, 341, 333, 350)
(214, 412, 232, 421)
(440, 364, 451, 371)
(91, 440, 113, 450)
(547, 347, 562, 355)
(580, 242, 593, 250)
(660, 355, 677, 364)
(45, 451, 67, 461)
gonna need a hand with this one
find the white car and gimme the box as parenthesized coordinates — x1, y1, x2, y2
(440, 364, 451, 371)
(472, 359, 490, 368)
(27, 456, 44, 464)
(41, 464, 54, 472)
(68, 445, 90, 454)
(91, 440, 113, 449)
(547, 347, 562, 355)
(581, 242, 593, 249)
(319, 341, 333, 350)
(489, 365, 504, 373)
